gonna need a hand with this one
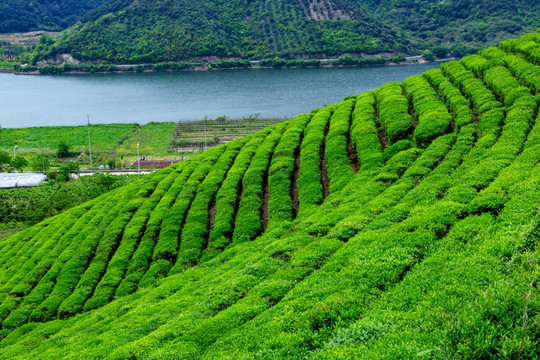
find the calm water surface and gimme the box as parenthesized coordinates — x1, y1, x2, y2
(1, 63, 440, 128)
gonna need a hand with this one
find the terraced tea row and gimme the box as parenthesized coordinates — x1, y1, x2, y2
(0, 30, 539, 359)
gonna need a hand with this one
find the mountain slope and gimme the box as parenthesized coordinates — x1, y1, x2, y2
(31, 0, 540, 64)
(0, 31, 540, 358)
(0, 0, 106, 33)
(34, 0, 410, 63)
(369, 0, 540, 51)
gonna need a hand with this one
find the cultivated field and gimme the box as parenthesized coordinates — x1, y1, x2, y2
(0, 118, 288, 168)
(0, 31, 539, 358)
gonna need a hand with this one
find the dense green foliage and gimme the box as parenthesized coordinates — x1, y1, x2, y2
(0, 173, 139, 229)
(0, 0, 105, 33)
(376, 82, 412, 144)
(0, 152, 28, 173)
(369, 0, 540, 54)
(0, 61, 17, 70)
(0, 31, 540, 359)
(26, 0, 540, 65)
(32, 0, 408, 63)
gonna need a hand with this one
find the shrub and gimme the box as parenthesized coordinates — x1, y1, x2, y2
(171, 137, 249, 274)
(233, 123, 288, 242)
(376, 82, 412, 143)
(424, 69, 473, 128)
(204, 129, 272, 260)
(324, 100, 356, 193)
(350, 92, 384, 171)
(140, 146, 227, 283)
(84, 169, 178, 310)
(297, 106, 335, 214)
(57, 141, 70, 158)
(267, 113, 312, 228)
(403, 75, 453, 147)
(114, 161, 200, 297)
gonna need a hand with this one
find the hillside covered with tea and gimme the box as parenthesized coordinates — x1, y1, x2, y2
(0, 31, 539, 358)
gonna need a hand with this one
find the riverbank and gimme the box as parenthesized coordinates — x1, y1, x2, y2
(7, 56, 453, 75)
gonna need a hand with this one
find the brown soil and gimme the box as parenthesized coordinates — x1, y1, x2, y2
(0, 31, 59, 46)
(346, 138, 360, 174)
(346, 113, 360, 173)
(299, 0, 352, 21)
(229, 182, 243, 240)
(409, 103, 418, 129)
(320, 116, 331, 199)
(375, 123, 388, 152)
(290, 146, 301, 219)
(320, 156, 330, 199)
(374, 106, 388, 152)
(208, 203, 217, 231)
(261, 174, 270, 232)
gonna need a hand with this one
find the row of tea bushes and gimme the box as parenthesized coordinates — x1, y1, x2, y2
(324, 99, 357, 193)
(204, 129, 273, 260)
(297, 106, 334, 214)
(403, 75, 453, 147)
(376, 82, 412, 144)
(268, 114, 312, 228)
(233, 123, 288, 242)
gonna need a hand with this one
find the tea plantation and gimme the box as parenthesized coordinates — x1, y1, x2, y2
(0, 31, 539, 359)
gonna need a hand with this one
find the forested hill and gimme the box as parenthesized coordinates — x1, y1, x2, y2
(31, 0, 540, 64)
(0, 0, 106, 33)
(368, 0, 540, 54)
(32, 0, 410, 63)
(0, 30, 539, 358)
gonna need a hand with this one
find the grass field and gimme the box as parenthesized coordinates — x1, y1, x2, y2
(0, 118, 289, 169)
(0, 31, 539, 358)
(114, 122, 176, 158)
(0, 123, 137, 155)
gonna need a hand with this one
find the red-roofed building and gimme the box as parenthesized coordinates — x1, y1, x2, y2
(133, 160, 180, 169)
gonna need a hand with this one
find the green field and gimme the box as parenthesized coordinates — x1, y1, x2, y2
(0, 119, 287, 169)
(114, 122, 176, 158)
(0, 31, 539, 358)
(0, 123, 137, 155)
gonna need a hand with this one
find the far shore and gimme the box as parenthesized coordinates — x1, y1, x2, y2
(4, 58, 454, 76)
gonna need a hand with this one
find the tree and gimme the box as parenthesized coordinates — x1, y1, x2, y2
(432, 45, 449, 59)
(10, 156, 28, 172)
(57, 141, 71, 158)
(29, 153, 51, 173)
(107, 157, 116, 170)
(422, 49, 435, 61)
(243, 113, 260, 121)
(0, 150, 11, 172)
(452, 45, 471, 58)
(58, 161, 79, 182)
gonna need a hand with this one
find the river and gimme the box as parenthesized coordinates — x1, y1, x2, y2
(1, 63, 441, 128)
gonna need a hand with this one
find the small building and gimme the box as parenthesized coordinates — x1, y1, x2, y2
(0, 173, 48, 189)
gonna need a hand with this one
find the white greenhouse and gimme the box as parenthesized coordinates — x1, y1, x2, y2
(0, 173, 48, 189)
